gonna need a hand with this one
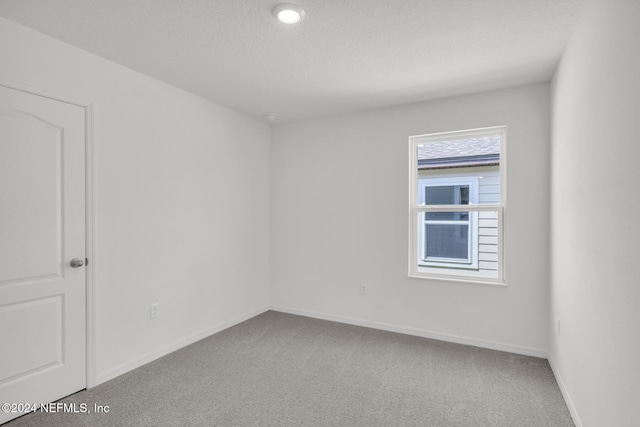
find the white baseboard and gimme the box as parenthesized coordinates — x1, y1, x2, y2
(271, 305, 548, 359)
(95, 305, 270, 386)
(95, 304, 549, 389)
(548, 355, 583, 427)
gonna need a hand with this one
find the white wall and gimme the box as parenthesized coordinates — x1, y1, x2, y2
(550, 0, 640, 425)
(271, 83, 551, 356)
(0, 17, 271, 384)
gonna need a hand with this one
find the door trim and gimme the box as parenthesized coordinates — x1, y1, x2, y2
(0, 78, 97, 389)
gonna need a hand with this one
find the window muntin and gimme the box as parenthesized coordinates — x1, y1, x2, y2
(409, 127, 505, 284)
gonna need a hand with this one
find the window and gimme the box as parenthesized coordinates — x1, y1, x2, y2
(409, 127, 505, 284)
(418, 177, 478, 268)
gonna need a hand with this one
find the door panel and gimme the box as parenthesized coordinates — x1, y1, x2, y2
(0, 110, 63, 284)
(0, 85, 86, 424)
(0, 296, 63, 381)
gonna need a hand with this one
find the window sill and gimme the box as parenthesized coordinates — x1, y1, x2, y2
(408, 272, 507, 287)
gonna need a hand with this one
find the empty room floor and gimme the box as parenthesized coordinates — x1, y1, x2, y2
(5, 311, 573, 426)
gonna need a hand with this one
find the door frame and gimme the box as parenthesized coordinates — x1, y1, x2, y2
(0, 77, 97, 388)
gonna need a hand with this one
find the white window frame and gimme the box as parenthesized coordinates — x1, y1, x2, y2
(408, 126, 506, 285)
(417, 176, 479, 269)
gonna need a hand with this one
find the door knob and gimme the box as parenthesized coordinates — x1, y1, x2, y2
(70, 258, 85, 268)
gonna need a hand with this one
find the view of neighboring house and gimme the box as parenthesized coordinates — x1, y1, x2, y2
(416, 135, 500, 277)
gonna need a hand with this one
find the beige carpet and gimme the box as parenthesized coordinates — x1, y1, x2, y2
(5, 311, 574, 426)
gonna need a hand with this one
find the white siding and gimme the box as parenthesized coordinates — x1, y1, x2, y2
(478, 210, 498, 271)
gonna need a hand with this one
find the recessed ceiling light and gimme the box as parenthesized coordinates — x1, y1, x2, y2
(272, 4, 305, 24)
(263, 113, 278, 121)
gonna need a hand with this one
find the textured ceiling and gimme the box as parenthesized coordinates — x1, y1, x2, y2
(0, 0, 586, 123)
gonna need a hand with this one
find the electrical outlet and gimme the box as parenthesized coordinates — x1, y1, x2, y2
(150, 303, 160, 319)
(359, 284, 367, 295)
(556, 317, 561, 337)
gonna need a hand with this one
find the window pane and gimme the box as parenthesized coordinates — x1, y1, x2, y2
(425, 224, 469, 260)
(415, 208, 501, 277)
(416, 134, 501, 205)
(424, 185, 469, 205)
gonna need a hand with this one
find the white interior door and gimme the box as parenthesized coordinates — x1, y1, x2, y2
(0, 85, 86, 424)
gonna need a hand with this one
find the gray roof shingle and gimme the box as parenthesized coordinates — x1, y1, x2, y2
(417, 136, 500, 169)
(417, 136, 500, 160)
